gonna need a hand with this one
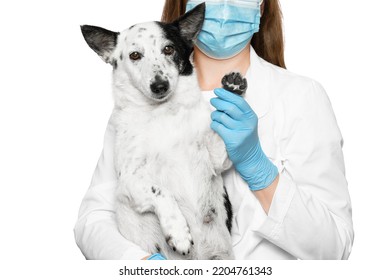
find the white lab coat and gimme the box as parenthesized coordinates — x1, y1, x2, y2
(74, 46, 354, 260)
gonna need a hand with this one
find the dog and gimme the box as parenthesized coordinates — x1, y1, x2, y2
(81, 3, 247, 259)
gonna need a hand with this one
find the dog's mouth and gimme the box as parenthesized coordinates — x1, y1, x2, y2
(151, 90, 172, 102)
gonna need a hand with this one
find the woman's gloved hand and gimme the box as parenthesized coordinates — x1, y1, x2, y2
(210, 88, 279, 191)
(146, 253, 167, 260)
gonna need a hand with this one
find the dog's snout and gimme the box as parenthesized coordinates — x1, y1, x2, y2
(150, 80, 169, 95)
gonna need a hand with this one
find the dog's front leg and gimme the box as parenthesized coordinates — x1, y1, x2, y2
(206, 131, 232, 174)
(119, 173, 193, 256)
(207, 71, 248, 173)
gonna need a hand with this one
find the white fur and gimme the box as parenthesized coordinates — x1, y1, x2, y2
(109, 22, 233, 259)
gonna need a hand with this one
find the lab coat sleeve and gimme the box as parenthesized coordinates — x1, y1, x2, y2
(254, 80, 354, 259)
(73, 115, 150, 260)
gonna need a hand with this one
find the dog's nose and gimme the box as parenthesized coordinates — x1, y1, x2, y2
(150, 80, 169, 95)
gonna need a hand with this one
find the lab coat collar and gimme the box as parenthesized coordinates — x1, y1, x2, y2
(245, 45, 271, 118)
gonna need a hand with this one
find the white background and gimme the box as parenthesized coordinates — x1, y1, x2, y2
(0, 0, 389, 278)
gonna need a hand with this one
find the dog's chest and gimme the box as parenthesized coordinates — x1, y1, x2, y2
(113, 103, 213, 178)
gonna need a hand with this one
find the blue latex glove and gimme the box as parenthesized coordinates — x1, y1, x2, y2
(147, 253, 167, 260)
(210, 88, 279, 191)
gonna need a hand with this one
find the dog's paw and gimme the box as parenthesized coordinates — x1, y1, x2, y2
(221, 72, 248, 96)
(165, 224, 193, 256)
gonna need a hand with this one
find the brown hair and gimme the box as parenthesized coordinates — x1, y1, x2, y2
(161, 0, 286, 68)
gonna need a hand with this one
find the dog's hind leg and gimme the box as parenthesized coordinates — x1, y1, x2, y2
(117, 172, 194, 257)
(195, 175, 234, 260)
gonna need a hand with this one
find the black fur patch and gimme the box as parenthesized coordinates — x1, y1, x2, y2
(156, 22, 194, 76)
(151, 186, 161, 196)
(155, 4, 204, 76)
(223, 186, 233, 233)
(112, 59, 118, 70)
(80, 25, 119, 62)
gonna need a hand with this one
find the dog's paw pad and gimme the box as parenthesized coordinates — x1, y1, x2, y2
(221, 72, 248, 96)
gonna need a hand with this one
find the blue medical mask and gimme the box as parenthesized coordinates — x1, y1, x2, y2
(186, 0, 262, 59)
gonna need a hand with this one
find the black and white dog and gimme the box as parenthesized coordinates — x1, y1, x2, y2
(81, 3, 247, 260)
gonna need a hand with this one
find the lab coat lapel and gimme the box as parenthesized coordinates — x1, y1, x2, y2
(245, 46, 271, 118)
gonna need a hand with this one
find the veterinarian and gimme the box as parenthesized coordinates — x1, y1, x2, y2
(74, 0, 353, 260)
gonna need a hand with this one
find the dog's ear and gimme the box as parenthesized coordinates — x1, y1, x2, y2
(173, 2, 205, 44)
(80, 25, 119, 64)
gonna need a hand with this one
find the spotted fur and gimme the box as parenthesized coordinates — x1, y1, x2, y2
(81, 3, 235, 260)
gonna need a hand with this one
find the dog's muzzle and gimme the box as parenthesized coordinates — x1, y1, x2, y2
(150, 76, 170, 99)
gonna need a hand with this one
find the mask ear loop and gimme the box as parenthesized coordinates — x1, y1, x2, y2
(189, 51, 195, 66)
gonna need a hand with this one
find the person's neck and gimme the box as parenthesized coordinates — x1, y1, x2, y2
(193, 44, 251, 91)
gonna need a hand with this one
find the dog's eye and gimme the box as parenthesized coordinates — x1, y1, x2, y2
(129, 52, 142, 61)
(163, 46, 174, 55)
